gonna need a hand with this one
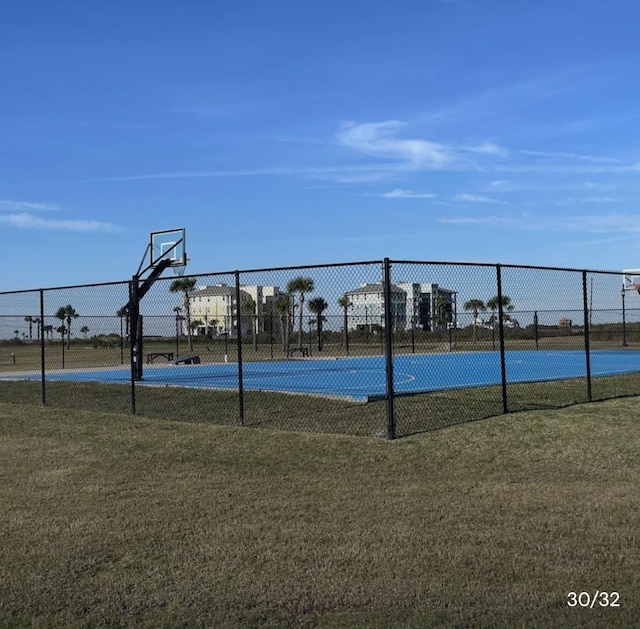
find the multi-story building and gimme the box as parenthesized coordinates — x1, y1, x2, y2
(188, 284, 287, 337)
(396, 282, 457, 331)
(344, 282, 457, 332)
(344, 283, 407, 331)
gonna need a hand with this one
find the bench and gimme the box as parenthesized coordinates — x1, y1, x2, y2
(146, 352, 174, 364)
(173, 353, 201, 365)
(287, 347, 309, 358)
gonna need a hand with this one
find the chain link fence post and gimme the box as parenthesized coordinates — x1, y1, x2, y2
(235, 270, 245, 425)
(128, 278, 138, 414)
(496, 264, 509, 414)
(582, 270, 593, 401)
(383, 258, 396, 439)
(39, 289, 46, 405)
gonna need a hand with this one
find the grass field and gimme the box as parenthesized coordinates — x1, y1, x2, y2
(1, 398, 639, 627)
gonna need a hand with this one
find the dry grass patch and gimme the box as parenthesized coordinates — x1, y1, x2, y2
(1, 399, 639, 627)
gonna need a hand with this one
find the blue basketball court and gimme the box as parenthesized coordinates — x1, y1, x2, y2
(11, 349, 640, 401)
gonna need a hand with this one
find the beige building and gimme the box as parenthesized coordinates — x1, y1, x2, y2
(188, 284, 287, 337)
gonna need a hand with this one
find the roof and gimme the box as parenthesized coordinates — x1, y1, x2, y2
(194, 284, 235, 297)
(345, 282, 416, 296)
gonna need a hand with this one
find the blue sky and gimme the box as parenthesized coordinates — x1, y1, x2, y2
(3, 0, 640, 290)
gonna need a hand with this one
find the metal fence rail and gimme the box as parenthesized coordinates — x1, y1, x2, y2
(1, 259, 639, 438)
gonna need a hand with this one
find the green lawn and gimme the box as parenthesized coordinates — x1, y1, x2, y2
(1, 399, 639, 627)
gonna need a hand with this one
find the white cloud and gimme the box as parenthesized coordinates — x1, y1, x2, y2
(556, 196, 623, 206)
(439, 215, 517, 226)
(558, 214, 640, 233)
(383, 188, 438, 199)
(75, 164, 409, 183)
(453, 193, 505, 204)
(462, 143, 510, 158)
(0, 212, 120, 232)
(0, 199, 60, 212)
(437, 212, 640, 234)
(336, 120, 454, 168)
(519, 149, 620, 164)
(0, 199, 121, 232)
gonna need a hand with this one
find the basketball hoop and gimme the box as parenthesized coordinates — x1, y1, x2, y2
(622, 269, 640, 294)
(172, 259, 190, 277)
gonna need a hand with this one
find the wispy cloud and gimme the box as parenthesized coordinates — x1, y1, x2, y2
(383, 188, 438, 199)
(461, 143, 510, 158)
(416, 75, 569, 127)
(559, 213, 640, 233)
(439, 215, 522, 227)
(556, 196, 623, 206)
(487, 180, 515, 191)
(0, 212, 121, 232)
(438, 212, 640, 234)
(69, 164, 409, 183)
(453, 193, 506, 204)
(336, 120, 454, 168)
(0, 200, 120, 232)
(0, 199, 60, 212)
(518, 149, 621, 164)
(55, 116, 640, 188)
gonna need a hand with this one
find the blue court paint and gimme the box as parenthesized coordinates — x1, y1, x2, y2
(7, 349, 640, 401)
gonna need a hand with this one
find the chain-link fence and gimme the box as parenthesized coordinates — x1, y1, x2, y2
(1, 260, 639, 438)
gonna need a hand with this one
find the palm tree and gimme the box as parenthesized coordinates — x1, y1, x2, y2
(55, 305, 79, 349)
(433, 293, 451, 330)
(56, 325, 67, 344)
(169, 278, 197, 352)
(338, 294, 351, 353)
(33, 317, 41, 340)
(242, 297, 258, 351)
(275, 294, 291, 353)
(80, 325, 90, 339)
(24, 316, 34, 340)
(42, 324, 53, 340)
(286, 276, 314, 350)
(486, 294, 514, 326)
(463, 299, 486, 343)
(308, 297, 328, 351)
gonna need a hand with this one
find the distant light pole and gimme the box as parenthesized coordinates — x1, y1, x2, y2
(364, 305, 369, 344)
(174, 307, 183, 358)
(491, 315, 496, 351)
(222, 331, 229, 363)
(622, 289, 628, 347)
(120, 315, 124, 365)
(60, 326, 66, 369)
(410, 316, 416, 354)
(269, 311, 274, 358)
